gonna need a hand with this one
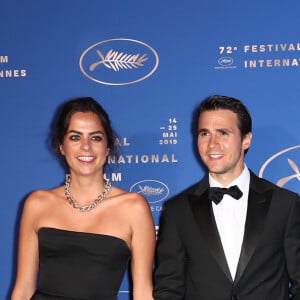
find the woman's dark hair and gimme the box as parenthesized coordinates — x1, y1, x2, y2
(51, 97, 119, 159)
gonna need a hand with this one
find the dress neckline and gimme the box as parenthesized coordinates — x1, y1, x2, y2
(38, 227, 131, 250)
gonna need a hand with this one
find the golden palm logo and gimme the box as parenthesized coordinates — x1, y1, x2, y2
(130, 180, 169, 203)
(89, 49, 148, 72)
(79, 38, 159, 85)
(259, 145, 300, 188)
(276, 158, 300, 187)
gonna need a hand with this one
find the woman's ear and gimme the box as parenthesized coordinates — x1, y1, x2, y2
(59, 144, 65, 156)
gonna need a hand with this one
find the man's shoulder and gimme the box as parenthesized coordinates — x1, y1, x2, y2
(250, 170, 299, 199)
(164, 178, 208, 208)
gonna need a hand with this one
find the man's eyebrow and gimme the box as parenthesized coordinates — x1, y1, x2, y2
(198, 128, 209, 132)
(216, 128, 231, 133)
(197, 128, 232, 134)
(197, 128, 209, 134)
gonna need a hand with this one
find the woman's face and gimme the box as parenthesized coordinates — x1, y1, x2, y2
(59, 111, 109, 177)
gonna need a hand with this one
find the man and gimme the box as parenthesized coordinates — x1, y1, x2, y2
(154, 95, 300, 300)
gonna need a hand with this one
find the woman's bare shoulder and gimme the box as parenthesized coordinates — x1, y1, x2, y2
(19, 186, 64, 232)
(110, 186, 150, 211)
(24, 186, 63, 208)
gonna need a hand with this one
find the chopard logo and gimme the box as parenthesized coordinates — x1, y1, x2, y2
(259, 145, 300, 189)
(130, 180, 169, 203)
(218, 57, 233, 66)
(79, 38, 159, 85)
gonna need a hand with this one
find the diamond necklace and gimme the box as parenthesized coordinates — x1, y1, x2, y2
(64, 174, 111, 213)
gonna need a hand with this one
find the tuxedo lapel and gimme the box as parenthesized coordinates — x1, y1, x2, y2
(234, 176, 272, 282)
(188, 173, 272, 283)
(189, 189, 233, 282)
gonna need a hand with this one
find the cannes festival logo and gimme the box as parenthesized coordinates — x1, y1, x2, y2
(79, 38, 159, 86)
(259, 145, 300, 188)
(130, 180, 169, 203)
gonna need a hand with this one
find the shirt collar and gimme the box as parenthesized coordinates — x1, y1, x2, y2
(209, 164, 250, 190)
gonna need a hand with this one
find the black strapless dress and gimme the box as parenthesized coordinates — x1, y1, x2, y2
(31, 228, 131, 300)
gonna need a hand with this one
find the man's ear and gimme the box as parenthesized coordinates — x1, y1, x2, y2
(242, 132, 252, 151)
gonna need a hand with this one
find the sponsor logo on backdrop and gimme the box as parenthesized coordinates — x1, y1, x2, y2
(0, 54, 27, 79)
(214, 41, 300, 70)
(215, 57, 237, 69)
(259, 145, 300, 189)
(218, 57, 233, 66)
(130, 180, 170, 203)
(79, 38, 159, 85)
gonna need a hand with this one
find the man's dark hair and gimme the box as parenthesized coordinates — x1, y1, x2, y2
(196, 95, 252, 138)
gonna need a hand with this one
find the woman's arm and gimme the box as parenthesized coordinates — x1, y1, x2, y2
(11, 192, 41, 300)
(130, 194, 156, 300)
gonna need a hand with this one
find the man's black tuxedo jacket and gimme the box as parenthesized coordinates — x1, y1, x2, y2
(154, 171, 300, 300)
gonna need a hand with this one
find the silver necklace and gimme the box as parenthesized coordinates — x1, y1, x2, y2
(64, 174, 111, 213)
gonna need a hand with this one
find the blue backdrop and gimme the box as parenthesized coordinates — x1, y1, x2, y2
(1, 1, 300, 299)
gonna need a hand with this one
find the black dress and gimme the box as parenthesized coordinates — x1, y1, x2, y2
(31, 227, 131, 300)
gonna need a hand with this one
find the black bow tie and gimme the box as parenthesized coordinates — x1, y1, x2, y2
(208, 185, 243, 205)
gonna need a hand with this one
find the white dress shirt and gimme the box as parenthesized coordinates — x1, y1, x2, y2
(209, 165, 250, 279)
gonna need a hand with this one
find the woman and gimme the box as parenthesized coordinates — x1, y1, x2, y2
(11, 97, 155, 300)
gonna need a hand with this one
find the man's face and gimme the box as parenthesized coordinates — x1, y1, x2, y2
(197, 109, 252, 185)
